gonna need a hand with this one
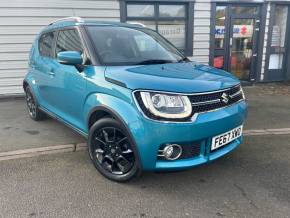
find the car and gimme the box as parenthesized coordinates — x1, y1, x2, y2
(23, 17, 247, 182)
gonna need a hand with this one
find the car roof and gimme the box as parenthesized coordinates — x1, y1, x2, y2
(41, 17, 146, 33)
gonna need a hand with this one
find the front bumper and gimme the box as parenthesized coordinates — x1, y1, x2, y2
(128, 100, 247, 171)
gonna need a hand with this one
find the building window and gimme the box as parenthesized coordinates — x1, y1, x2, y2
(123, 2, 192, 56)
(127, 4, 154, 17)
(231, 6, 258, 15)
(268, 5, 288, 70)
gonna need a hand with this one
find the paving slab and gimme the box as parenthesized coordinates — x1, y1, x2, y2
(0, 134, 289, 217)
(0, 98, 85, 152)
(243, 84, 290, 130)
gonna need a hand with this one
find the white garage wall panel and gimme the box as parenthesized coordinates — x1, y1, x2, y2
(189, 1, 211, 65)
(260, 3, 271, 81)
(0, 0, 120, 95)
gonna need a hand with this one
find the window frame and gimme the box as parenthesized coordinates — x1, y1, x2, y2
(38, 26, 97, 65)
(120, 0, 194, 56)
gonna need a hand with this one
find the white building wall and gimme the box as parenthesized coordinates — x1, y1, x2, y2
(260, 3, 271, 81)
(0, 0, 120, 95)
(1, 0, 288, 95)
(189, 0, 211, 65)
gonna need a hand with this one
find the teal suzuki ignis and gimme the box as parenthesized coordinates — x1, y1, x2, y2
(24, 17, 247, 182)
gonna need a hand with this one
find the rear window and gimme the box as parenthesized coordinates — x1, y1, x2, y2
(39, 31, 56, 58)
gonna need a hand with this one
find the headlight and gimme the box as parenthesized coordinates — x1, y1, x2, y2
(240, 86, 246, 100)
(137, 91, 192, 119)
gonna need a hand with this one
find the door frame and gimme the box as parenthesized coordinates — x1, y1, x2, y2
(264, 4, 290, 82)
(210, 3, 264, 82)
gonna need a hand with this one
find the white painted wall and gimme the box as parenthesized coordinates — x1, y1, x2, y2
(0, 0, 120, 95)
(189, 0, 211, 65)
(260, 3, 271, 81)
(1, 0, 288, 95)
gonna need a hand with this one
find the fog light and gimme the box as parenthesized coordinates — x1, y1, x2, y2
(161, 144, 182, 160)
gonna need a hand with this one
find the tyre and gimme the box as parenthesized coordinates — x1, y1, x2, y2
(88, 117, 140, 182)
(25, 86, 46, 121)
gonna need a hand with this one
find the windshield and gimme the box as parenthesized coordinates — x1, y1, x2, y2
(86, 26, 188, 66)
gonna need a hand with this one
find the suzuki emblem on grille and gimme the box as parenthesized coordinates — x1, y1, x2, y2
(221, 93, 229, 104)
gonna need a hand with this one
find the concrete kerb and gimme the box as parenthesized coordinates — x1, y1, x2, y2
(244, 128, 290, 136)
(1, 128, 290, 161)
(0, 143, 90, 161)
(75, 143, 88, 151)
(0, 144, 75, 161)
(0, 94, 25, 101)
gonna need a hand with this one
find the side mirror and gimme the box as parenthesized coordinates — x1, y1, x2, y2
(57, 51, 83, 66)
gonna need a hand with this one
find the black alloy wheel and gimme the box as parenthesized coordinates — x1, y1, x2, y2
(88, 118, 140, 182)
(25, 86, 45, 121)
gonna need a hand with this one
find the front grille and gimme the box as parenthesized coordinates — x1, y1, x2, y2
(179, 143, 201, 159)
(134, 84, 244, 122)
(188, 84, 243, 115)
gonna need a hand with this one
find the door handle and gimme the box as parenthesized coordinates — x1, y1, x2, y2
(48, 67, 55, 76)
(48, 71, 55, 76)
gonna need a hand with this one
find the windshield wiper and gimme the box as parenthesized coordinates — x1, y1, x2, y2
(136, 59, 175, 65)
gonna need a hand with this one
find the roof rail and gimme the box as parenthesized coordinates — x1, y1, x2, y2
(49, 17, 83, 25)
(127, 22, 146, 27)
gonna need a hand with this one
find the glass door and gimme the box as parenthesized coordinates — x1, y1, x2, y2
(229, 18, 256, 80)
(212, 5, 261, 81)
(213, 6, 227, 70)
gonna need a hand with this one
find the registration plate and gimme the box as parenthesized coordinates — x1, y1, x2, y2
(211, 126, 243, 151)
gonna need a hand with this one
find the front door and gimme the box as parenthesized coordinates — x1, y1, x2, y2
(213, 5, 261, 82)
(53, 28, 87, 130)
(229, 18, 257, 81)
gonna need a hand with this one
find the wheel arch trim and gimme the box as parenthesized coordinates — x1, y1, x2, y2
(23, 78, 39, 105)
(23, 74, 42, 103)
(87, 105, 143, 171)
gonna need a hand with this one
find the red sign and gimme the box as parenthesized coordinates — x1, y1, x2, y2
(241, 26, 247, 35)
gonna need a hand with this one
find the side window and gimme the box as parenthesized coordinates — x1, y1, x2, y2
(39, 31, 56, 57)
(55, 29, 83, 55)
